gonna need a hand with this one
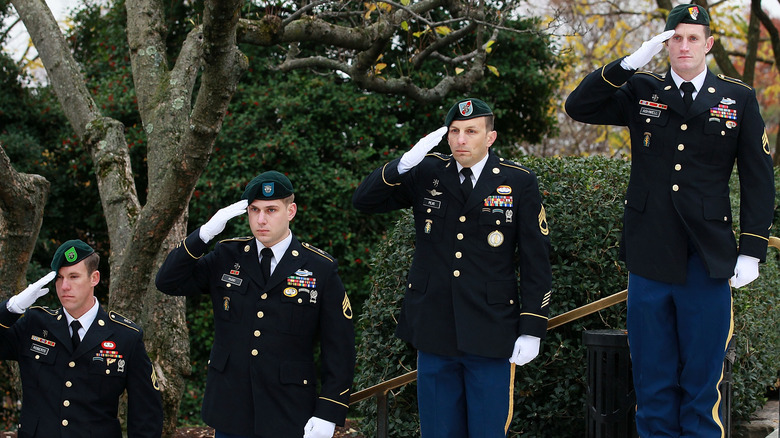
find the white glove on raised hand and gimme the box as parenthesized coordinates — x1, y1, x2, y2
(7, 271, 57, 314)
(199, 199, 249, 243)
(730, 255, 760, 288)
(303, 416, 336, 438)
(622, 30, 675, 70)
(509, 335, 541, 366)
(398, 126, 448, 174)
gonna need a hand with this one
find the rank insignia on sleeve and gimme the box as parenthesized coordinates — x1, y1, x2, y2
(538, 205, 549, 236)
(343, 294, 353, 319)
(763, 129, 770, 154)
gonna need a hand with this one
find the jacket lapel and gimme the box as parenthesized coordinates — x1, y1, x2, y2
(73, 305, 113, 358)
(240, 238, 265, 290)
(265, 235, 304, 291)
(465, 153, 506, 212)
(688, 70, 719, 118)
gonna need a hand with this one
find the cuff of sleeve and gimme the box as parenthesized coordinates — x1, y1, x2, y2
(313, 396, 349, 427)
(601, 58, 635, 88)
(384, 158, 403, 183)
(185, 229, 210, 259)
(739, 233, 769, 262)
(519, 313, 549, 339)
(0, 300, 23, 329)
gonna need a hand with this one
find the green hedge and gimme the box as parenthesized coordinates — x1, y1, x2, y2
(352, 155, 780, 436)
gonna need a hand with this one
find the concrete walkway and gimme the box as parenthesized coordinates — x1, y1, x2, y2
(736, 399, 778, 438)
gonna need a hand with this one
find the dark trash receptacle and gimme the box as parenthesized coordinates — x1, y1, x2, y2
(583, 329, 735, 438)
(583, 330, 637, 438)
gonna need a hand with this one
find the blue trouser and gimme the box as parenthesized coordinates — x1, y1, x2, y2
(627, 253, 732, 438)
(417, 351, 515, 438)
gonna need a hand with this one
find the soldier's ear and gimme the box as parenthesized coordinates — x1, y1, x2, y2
(90, 270, 100, 287)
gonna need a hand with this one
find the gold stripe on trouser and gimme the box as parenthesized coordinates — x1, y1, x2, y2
(711, 292, 734, 438)
(505, 363, 516, 434)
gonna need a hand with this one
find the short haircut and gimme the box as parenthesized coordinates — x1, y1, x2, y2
(83, 252, 100, 274)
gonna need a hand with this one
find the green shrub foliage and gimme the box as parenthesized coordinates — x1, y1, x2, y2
(353, 155, 780, 436)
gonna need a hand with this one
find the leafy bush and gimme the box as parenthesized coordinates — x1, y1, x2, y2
(353, 155, 780, 436)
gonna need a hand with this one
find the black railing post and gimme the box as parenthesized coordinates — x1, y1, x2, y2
(376, 391, 389, 438)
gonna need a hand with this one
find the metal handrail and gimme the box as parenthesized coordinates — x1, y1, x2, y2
(349, 289, 628, 406)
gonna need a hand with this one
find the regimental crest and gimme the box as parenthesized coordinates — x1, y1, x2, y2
(262, 182, 274, 197)
(688, 6, 699, 20)
(459, 100, 473, 117)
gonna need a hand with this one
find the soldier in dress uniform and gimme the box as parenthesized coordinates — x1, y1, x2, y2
(0, 240, 163, 438)
(565, 4, 775, 437)
(155, 171, 355, 438)
(352, 98, 552, 437)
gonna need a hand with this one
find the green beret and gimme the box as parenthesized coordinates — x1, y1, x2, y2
(241, 171, 294, 201)
(444, 98, 493, 127)
(665, 4, 710, 31)
(51, 239, 95, 272)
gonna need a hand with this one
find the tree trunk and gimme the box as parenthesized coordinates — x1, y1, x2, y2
(0, 144, 50, 428)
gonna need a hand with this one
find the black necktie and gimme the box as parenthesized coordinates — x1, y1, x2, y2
(460, 168, 473, 198)
(70, 320, 82, 350)
(681, 82, 695, 110)
(260, 248, 273, 282)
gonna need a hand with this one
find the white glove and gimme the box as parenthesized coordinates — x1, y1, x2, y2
(303, 416, 336, 438)
(622, 30, 675, 70)
(730, 255, 760, 288)
(198, 199, 249, 243)
(509, 335, 541, 366)
(7, 271, 57, 314)
(398, 126, 448, 173)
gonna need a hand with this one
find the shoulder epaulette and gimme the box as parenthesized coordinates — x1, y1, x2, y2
(425, 152, 451, 161)
(302, 242, 334, 262)
(218, 236, 254, 244)
(28, 305, 59, 316)
(109, 311, 141, 332)
(717, 74, 753, 90)
(499, 158, 530, 174)
(635, 71, 665, 81)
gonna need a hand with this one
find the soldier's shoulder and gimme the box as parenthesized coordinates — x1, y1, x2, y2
(218, 236, 254, 245)
(497, 157, 533, 176)
(26, 306, 60, 318)
(716, 74, 753, 91)
(301, 242, 336, 264)
(634, 71, 666, 82)
(108, 311, 142, 333)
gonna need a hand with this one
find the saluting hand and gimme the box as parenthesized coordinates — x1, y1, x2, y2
(199, 199, 249, 243)
(509, 335, 541, 366)
(303, 416, 336, 438)
(730, 255, 760, 288)
(398, 126, 448, 173)
(7, 271, 57, 314)
(622, 30, 675, 70)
